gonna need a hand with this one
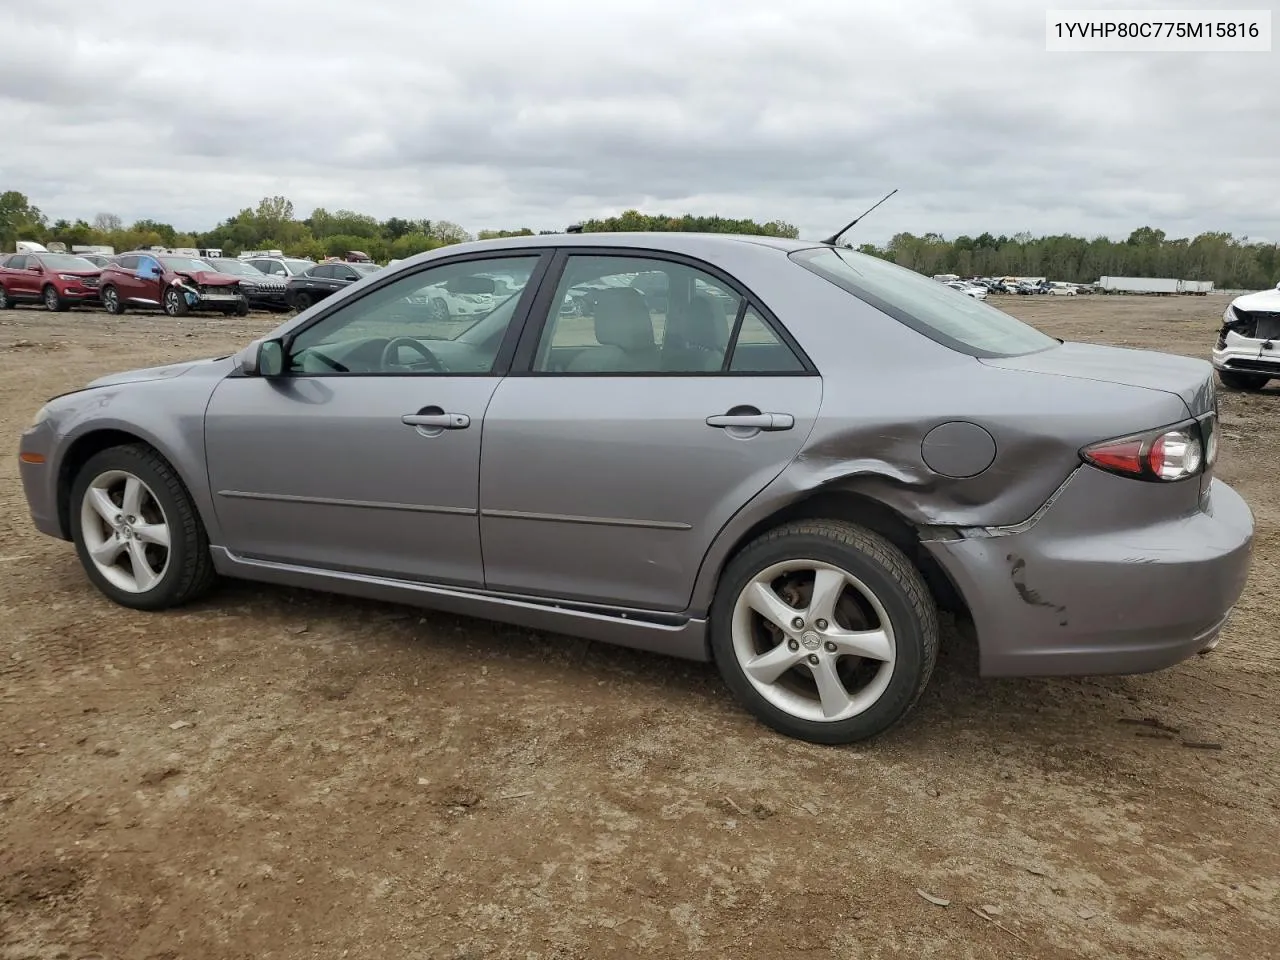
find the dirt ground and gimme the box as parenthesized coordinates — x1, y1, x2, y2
(1, 294, 1277, 959)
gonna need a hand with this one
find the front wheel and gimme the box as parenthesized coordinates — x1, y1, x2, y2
(710, 520, 939, 744)
(163, 287, 189, 317)
(292, 291, 312, 312)
(0, 285, 10, 309)
(235, 297, 250, 317)
(1218, 369, 1270, 392)
(43, 285, 68, 312)
(69, 444, 217, 610)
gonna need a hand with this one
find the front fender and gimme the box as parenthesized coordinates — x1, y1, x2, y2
(41, 368, 231, 544)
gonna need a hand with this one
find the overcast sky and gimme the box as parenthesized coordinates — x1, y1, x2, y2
(1, 0, 1275, 245)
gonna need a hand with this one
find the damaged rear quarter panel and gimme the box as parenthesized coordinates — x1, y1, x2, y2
(684, 265, 1192, 615)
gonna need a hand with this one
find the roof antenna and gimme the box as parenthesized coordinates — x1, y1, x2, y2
(821, 188, 898, 247)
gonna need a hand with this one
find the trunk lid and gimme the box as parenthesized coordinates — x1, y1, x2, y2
(980, 341, 1214, 416)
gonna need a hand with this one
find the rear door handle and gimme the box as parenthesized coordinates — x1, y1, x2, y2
(706, 413, 794, 430)
(402, 412, 470, 429)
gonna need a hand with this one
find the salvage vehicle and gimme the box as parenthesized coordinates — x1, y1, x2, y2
(202, 257, 290, 312)
(0, 252, 101, 311)
(285, 261, 380, 311)
(1212, 282, 1280, 391)
(97, 253, 249, 317)
(18, 232, 1253, 744)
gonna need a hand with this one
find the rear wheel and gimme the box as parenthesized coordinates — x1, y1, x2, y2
(101, 286, 125, 314)
(710, 520, 938, 744)
(1218, 370, 1270, 391)
(69, 444, 217, 610)
(43, 285, 68, 312)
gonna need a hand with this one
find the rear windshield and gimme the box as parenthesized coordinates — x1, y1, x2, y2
(790, 247, 1058, 358)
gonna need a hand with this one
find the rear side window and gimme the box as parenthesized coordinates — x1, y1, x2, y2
(7, 256, 25, 269)
(790, 247, 1057, 358)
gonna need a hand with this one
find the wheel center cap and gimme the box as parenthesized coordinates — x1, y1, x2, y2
(801, 631, 822, 650)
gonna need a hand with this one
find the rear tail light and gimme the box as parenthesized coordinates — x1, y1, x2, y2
(1081, 416, 1214, 482)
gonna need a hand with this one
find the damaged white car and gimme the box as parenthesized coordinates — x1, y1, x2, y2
(1213, 282, 1280, 391)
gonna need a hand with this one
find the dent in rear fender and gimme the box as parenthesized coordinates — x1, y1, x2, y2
(685, 423, 1081, 616)
(48, 378, 227, 544)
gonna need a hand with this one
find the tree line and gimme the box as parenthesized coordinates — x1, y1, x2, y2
(852, 226, 1277, 289)
(2, 189, 1274, 287)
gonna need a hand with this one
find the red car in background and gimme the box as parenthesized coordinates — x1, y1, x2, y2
(98, 251, 249, 317)
(0, 252, 102, 311)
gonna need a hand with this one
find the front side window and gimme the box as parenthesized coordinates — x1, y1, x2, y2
(532, 255, 803, 374)
(285, 255, 539, 375)
(791, 247, 1057, 358)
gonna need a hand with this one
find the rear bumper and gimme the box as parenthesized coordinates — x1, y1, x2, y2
(924, 471, 1254, 677)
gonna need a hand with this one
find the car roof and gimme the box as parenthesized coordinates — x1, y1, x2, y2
(437, 231, 823, 257)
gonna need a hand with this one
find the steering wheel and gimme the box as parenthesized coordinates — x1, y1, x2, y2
(380, 336, 444, 372)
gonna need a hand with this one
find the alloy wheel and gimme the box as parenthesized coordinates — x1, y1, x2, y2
(44, 287, 59, 310)
(78, 470, 172, 594)
(730, 559, 896, 722)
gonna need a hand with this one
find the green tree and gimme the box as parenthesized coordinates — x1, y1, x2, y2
(0, 191, 47, 248)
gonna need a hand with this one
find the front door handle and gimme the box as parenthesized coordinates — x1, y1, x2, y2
(402, 411, 470, 429)
(706, 412, 794, 431)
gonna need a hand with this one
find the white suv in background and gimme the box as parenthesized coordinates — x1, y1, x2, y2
(242, 256, 315, 280)
(1213, 282, 1280, 391)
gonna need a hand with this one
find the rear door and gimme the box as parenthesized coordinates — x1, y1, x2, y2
(477, 250, 823, 612)
(5, 256, 32, 298)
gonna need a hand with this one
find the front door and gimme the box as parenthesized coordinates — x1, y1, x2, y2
(479, 251, 823, 612)
(126, 254, 164, 306)
(204, 250, 550, 585)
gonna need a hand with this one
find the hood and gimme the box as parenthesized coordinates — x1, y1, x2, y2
(1231, 287, 1280, 313)
(980, 341, 1214, 416)
(176, 270, 240, 286)
(84, 357, 226, 389)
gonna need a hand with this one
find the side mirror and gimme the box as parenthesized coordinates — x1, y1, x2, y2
(258, 340, 285, 376)
(29, 264, 43, 273)
(241, 339, 286, 377)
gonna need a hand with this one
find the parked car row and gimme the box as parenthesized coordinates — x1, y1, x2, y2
(934, 275, 1092, 296)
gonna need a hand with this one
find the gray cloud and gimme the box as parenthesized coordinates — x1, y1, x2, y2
(0, 0, 1275, 243)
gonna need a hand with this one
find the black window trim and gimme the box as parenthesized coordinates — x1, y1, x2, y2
(238, 248, 556, 380)
(789, 246, 1057, 360)
(507, 246, 818, 377)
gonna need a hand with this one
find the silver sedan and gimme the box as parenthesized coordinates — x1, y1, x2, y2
(18, 232, 1253, 743)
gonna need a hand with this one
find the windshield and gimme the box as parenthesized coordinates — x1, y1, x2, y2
(791, 248, 1057, 358)
(208, 259, 258, 276)
(160, 257, 216, 273)
(38, 254, 98, 271)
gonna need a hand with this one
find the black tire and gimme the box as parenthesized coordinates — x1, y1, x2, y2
(1218, 369, 1270, 392)
(69, 444, 217, 611)
(0, 285, 11, 309)
(163, 287, 189, 317)
(292, 291, 312, 312)
(101, 285, 126, 314)
(710, 520, 939, 745)
(43, 285, 68, 312)
(235, 297, 250, 317)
